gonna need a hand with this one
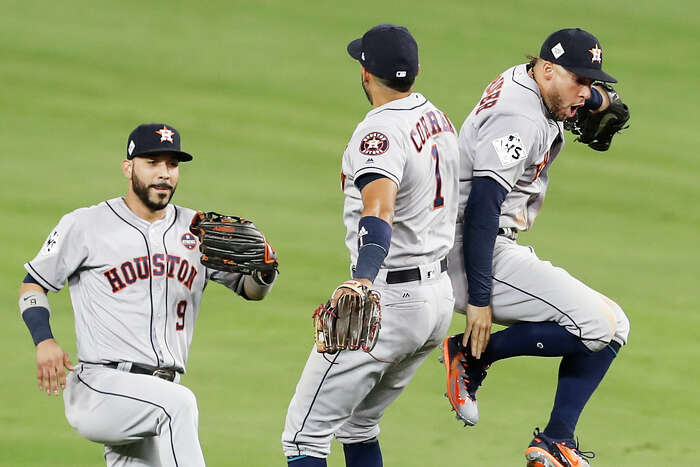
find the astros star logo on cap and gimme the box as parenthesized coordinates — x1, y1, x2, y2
(156, 126, 175, 143)
(589, 44, 602, 63)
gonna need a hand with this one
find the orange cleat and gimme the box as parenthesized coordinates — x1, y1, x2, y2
(441, 334, 488, 426)
(525, 428, 595, 467)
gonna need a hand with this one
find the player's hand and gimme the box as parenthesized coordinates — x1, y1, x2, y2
(330, 279, 373, 307)
(463, 304, 492, 360)
(36, 339, 74, 395)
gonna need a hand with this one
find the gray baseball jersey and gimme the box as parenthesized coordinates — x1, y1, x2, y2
(449, 64, 629, 350)
(26, 197, 248, 466)
(342, 92, 459, 267)
(26, 197, 243, 371)
(283, 92, 459, 458)
(456, 64, 564, 230)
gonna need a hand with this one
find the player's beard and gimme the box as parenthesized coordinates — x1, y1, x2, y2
(131, 172, 176, 212)
(544, 91, 571, 121)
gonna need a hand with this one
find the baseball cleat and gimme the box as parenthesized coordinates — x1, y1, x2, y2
(525, 428, 595, 467)
(441, 334, 488, 426)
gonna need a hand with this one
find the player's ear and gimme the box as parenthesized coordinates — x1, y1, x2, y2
(361, 66, 371, 84)
(121, 159, 133, 179)
(541, 61, 555, 81)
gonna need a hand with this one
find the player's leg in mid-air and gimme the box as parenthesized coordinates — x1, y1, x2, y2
(444, 237, 629, 463)
(64, 364, 205, 467)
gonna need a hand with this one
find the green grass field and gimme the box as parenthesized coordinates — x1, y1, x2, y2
(2, 1, 698, 465)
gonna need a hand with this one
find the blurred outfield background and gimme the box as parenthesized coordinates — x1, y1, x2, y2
(1, 1, 698, 465)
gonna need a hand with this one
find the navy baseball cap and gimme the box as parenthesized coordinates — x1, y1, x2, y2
(347, 24, 419, 82)
(126, 123, 193, 161)
(540, 28, 617, 83)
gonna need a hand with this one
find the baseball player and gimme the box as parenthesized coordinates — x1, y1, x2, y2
(18, 123, 277, 466)
(441, 29, 631, 467)
(282, 24, 459, 467)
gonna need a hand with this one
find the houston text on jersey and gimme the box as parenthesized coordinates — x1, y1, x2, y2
(103, 254, 198, 293)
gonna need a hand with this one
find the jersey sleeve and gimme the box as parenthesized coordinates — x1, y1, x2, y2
(206, 269, 245, 294)
(344, 124, 406, 188)
(470, 114, 540, 191)
(24, 211, 89, 292)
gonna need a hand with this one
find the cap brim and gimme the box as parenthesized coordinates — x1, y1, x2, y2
(563, 65, 617, 83)
(347, 38, 363, 60)
(128, 149, 194, 162)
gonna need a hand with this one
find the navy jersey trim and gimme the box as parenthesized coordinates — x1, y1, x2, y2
(291, 351, 342, 456)
(354, 166, 400, 185)
(25, 263, 60, 292)
(473, 170, 514, 190)
(511, 66, 540, 99)
(75, 369, 179, 466)
(370, 96, 428, 117)
(355, 173, 388, 191)
(511, 66, 558, 120)
(105, 200, 160, 367)
(161, 207, 179, 367)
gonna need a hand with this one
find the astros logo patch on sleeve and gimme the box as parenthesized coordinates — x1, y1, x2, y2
(360, 132, 389, 155)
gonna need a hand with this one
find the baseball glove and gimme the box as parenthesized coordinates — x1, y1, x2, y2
(189, 211, 278, 281)
(313, 281, 382, 354)
(564, 83, 630, 151)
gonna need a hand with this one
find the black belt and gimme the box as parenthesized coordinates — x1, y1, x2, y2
(385, 257, 447, 284)
(498, 227, 519, 240)
(104, 362, 177, 382)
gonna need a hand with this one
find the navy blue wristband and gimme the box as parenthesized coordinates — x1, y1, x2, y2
(354, 216, 392, 282)
(22, 307, 54, 346)
(584, 87, 603, 110)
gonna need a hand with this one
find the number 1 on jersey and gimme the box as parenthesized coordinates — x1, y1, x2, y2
(431, 145, 445, 209)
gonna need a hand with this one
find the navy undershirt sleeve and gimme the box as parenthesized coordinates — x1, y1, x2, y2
(24, 273, 40, 284)
(355, 173, 388, 191)
(24, 273, 48, 293)
(463, 176, 508, 307)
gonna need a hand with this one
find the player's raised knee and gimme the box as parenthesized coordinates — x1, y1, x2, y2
(583, 295, 628, 351)
(607, 297, 630, 347)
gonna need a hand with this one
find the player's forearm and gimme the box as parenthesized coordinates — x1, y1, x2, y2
(18, 278, 54, 346)
(463, 177, 508, 306)
(19, 281, 45, 297)
(240, 271, 277, 300)
(355, 176, 397, 282)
